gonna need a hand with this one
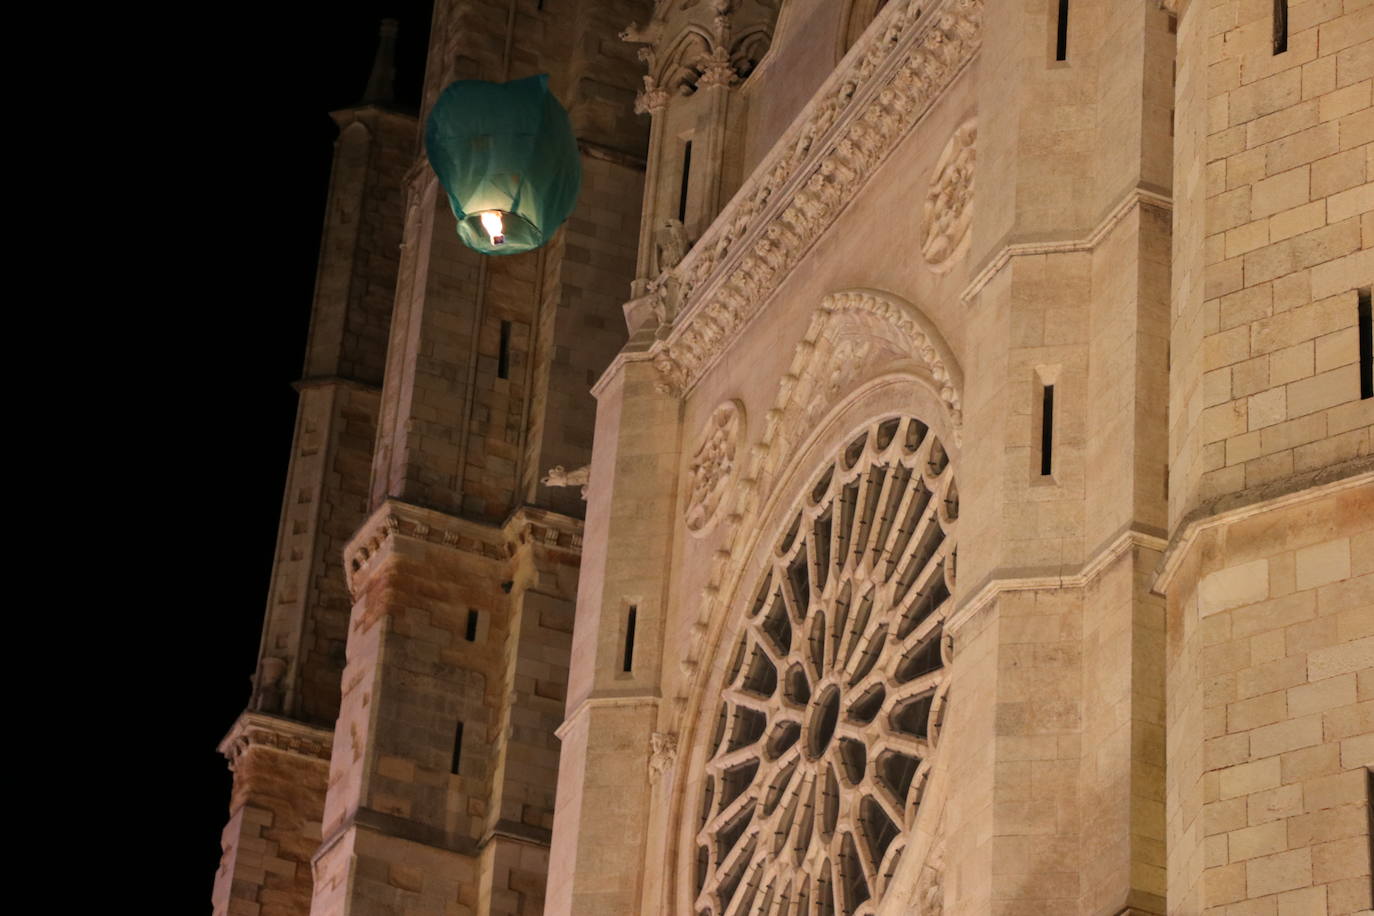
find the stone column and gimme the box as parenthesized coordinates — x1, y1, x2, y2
(632, 86, 671, 289)
(546, 356, 683, 916)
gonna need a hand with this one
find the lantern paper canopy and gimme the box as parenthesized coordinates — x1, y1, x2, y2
(425, 74, 581, 256)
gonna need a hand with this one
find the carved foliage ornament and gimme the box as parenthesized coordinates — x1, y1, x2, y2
(694, 415, 956, 916)
(920, 119, 976, 273)
(648, 0, 983, 397)
(685, 400, 747, 535)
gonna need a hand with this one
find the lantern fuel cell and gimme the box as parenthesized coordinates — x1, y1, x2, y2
(424, 74, 582, 256)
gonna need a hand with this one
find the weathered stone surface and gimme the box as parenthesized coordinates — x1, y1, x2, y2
(217, 1, 1373, 914)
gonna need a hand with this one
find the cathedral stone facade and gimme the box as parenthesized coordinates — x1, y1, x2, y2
(213, 1, 1374, 914)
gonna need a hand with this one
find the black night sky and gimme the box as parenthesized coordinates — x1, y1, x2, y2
(169, 2, 433, 908)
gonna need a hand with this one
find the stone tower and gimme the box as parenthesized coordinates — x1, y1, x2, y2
(213, 19, 415, 916)
(214, 4, 651, 914)
(217, 0, 1372, 914)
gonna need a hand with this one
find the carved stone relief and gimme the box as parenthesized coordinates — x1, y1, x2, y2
(684, 400, 746, 535)
(912, 815, 945, 914)
(920, 119, 977, 273)
(642, 0, 984, 397)
(649, 731, 680, 785)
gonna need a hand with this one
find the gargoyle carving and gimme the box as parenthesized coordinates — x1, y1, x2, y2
(542, 464, 590, 500)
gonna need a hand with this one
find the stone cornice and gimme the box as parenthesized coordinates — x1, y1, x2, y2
(645, 0, 983, 397)
(1152, 459, 1374, 596)
(217, 710, 333, 770)
(555, 693, 662, 740)
(960, 185, 1172, 304)
(946, 527, 1169, 638)
(343, 499, 584, 599)
(292, 375, 382, 395)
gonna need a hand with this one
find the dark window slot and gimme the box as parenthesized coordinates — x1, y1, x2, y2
(1040, 385, 1055, 476)
(1055, 0, 1069, 61)
(451, 721, 464, 775)
(1273, 0, 1288, 54)
(498, 320, 512, 380)
(465, 609, 479, 642)
(623, 606, 638, 673)
(1359, 287, 1372, 400)
(678, 141, 693, 223)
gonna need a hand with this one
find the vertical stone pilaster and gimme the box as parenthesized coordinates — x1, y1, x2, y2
(312, 502, 512, 915)
(547, 356, 683, 916)
(954, 0, 1177, 910)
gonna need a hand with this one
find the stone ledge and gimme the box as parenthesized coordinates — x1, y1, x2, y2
(1152, 456, 1374, 596)
(291, 375, 382, 395)
(218, 710, 334, 770)
(961, 184, 1173, 304)
(947, 525, 1169, 638)
(313, 807, 480, 868)
(343, 499, 585, 599)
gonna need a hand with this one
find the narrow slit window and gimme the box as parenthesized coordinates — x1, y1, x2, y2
(623, 606, 638, 673)
(1040, 385, 1055, 476)
(498, 320, 512, 380)
(1055, 0, 1069, 61)
(1273, 0, 1288, 54)
(465, 609, 479, 642)
(450, 721, 464, 775)
(678, 141, 693, 223)
(1359, 287, 1372, 400)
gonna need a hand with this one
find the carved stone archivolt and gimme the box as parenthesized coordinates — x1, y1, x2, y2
(685, 400, 747, 535)
(920, 119, 976, 273)
(671, 289, 962, 689)
(691, 416, 956, 915)
(643, 0, 983, 397)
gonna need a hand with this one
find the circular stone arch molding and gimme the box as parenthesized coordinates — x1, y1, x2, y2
(666, 288, 963, 697)
(668, 372, 959, 915)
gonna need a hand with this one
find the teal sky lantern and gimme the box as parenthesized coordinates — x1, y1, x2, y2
(425, 74, 581, 256)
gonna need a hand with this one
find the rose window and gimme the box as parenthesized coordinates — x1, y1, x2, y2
(695, 416, 957, 916)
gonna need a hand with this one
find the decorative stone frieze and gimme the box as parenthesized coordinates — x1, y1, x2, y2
(684, 400, 746, 536)
(643, 0, 983, 397)
(920, 119, 976, 273)
(218, 710, 333, 771)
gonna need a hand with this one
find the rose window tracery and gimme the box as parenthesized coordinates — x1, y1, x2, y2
(695, 416, 957, 916)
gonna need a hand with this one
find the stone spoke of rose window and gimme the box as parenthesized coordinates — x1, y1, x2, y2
(696, 416, 956, 916)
